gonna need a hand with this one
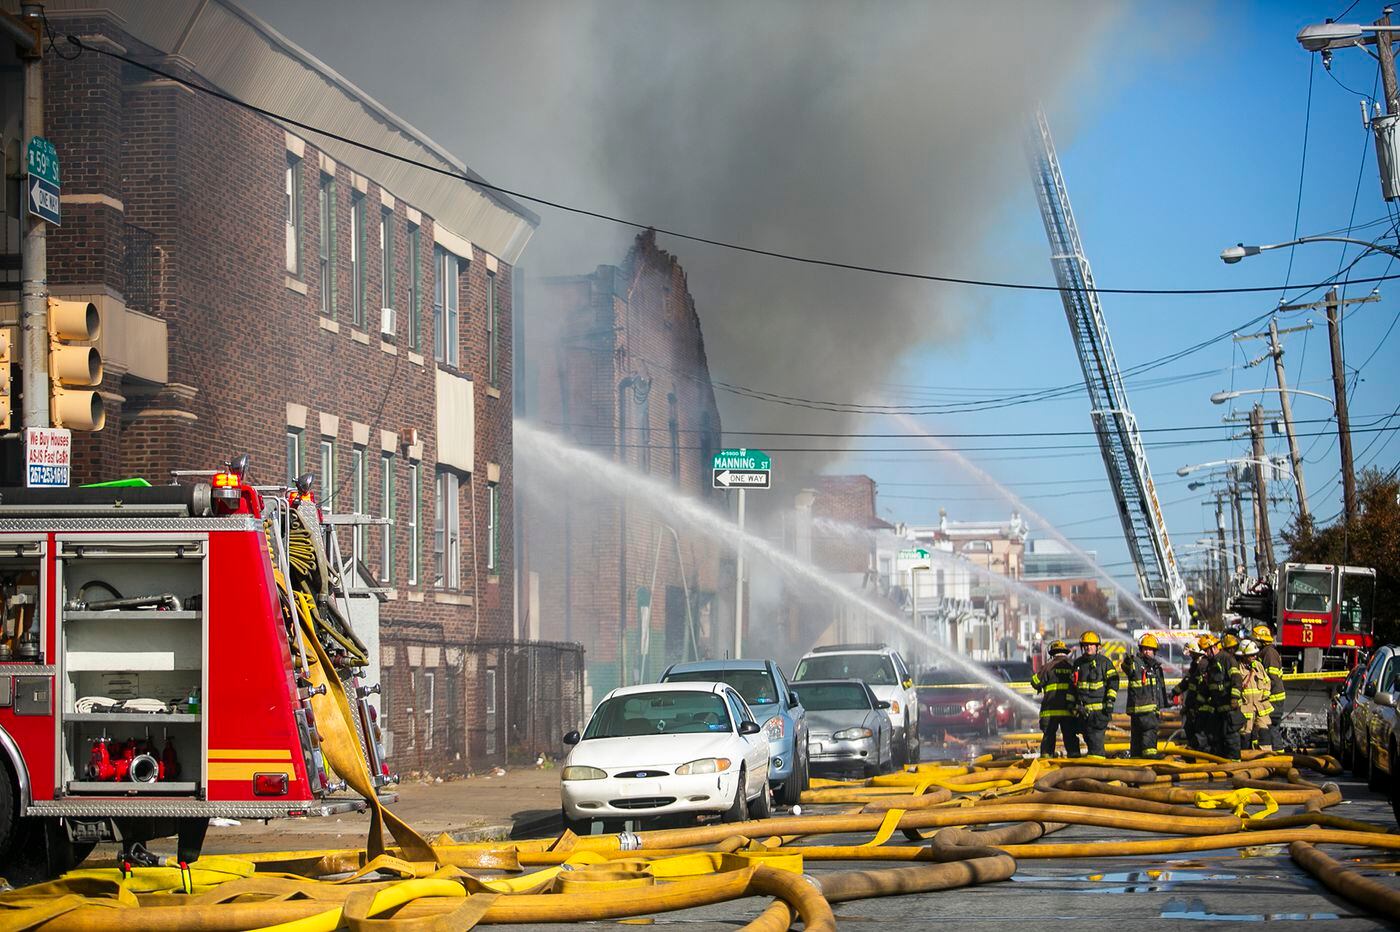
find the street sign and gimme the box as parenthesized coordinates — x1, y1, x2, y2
(711, 448, 770, 490)
(25, 427, 71, 488)
(899, 548, 930, 560)
(27, 176, 60, 226)
(26, 136, 59, 186)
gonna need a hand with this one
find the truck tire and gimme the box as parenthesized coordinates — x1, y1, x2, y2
(6, 819, 93, 886)
(0, 764, 18, 865)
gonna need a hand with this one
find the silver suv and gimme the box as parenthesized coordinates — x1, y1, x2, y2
(793, 644, 920, 766)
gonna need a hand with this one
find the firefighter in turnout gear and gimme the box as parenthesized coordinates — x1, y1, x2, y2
(1122, 634, 1168, 758)
(1171, 641, 1208, 751)
(1206, 633, 1244, 759)
(1253, 624, 1285, 749)
(1071, 631, 1119, 757)
(1031, 640, 1080, 757)
(1236, 639, 1275, 752)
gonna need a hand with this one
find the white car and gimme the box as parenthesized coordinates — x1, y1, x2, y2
(793, 644, 921, 766)
(561, 682, 772, 832)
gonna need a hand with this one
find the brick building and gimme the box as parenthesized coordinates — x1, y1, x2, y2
(522, 231, 727, 701)
(5, 1, 543, 772)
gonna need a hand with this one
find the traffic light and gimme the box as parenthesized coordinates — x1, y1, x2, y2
(0, 330, 10, 431)
(47, 298, 104, 431)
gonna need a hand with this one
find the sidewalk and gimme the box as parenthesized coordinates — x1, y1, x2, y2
(199, 766, 562, 855)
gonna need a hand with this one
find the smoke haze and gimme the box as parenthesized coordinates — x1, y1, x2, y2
(244, 0, 1123, 452)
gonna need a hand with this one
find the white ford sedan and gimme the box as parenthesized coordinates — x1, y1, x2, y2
(561, 682, 772, 831)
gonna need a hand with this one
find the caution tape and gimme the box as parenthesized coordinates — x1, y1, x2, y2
(1281, 671, 1350, 682)
(917, 669, 1348, 692)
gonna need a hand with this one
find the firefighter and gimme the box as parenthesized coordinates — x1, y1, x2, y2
(1236, 639, 1274, 752)
(1253, 624, 1285, 749)
(1121, 633, 1168, 758)
(1170, 642, 1203, 750)
(1208, 633, 1245, 759)
(1071, 631, 1119, 757)
(1030, 640, 1080, 757)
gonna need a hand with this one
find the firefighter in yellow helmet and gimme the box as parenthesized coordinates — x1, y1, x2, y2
(1236, 639, 1275, 752)
(1030, 640, 1080, 757)
(1171, 640, 1209, 751)
(1121, 633, 1168, 758)
(1253, 624, 1285, 749)
(1212, 633, 1245, 759)
(1071, 631, 1119, 757)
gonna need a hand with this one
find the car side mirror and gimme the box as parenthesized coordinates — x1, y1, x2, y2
(789, 692, 800, 708)
(877, 700, 891, 710)
(1378, 692, 1395, 708)
(902, 679, 914, 690)
(738, 720, 761, 736)
(1365, 683, 1379, 698)
(563, 730, 580, 745)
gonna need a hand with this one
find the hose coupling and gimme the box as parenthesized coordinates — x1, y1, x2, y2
(357, 683, 381, 698)
(617, 831, 642, 851)
(801, 873, 824, 894)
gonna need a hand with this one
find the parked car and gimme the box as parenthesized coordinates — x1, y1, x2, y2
(792, 679, 893, 778)
(793, 644, 920, 765)
(917, 667, 1000, 738)
(1328, 665, 1365, 769)
(1351, 645, 1400, 811)
(660, 658, 810, 805)
(987, 660, 1035, 730)
(560, 682, 772, 833)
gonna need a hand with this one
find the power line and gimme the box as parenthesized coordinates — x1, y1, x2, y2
(64, 34, 1400, 299)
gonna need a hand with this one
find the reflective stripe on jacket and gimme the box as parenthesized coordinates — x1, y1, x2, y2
(1239, 658, 1274, 718)
(1122, 652, 1168, 715)
(1031, 656, 1076, 718)
(1071, 652, 1119, 713)
(1259, 643, 1286, 705)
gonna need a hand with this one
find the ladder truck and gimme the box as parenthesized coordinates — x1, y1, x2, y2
(1027, 108, 1191, 629)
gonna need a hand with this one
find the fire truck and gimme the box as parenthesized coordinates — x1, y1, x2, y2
(1231, 561, 1378, 672)
(0, 458, 393, 883)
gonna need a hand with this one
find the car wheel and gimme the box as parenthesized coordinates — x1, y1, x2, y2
(780, 750, 806, 806)
(721, 770, 748, 823)
(891, 727, 907, 769)
(1370, 748, 1387, 793)
(908, 718, 921, 764)
(750, 781, 772, 820)
(1356, 735, 1371, 778)
(1341, 728, 1355, 770)
(1390, 744, 1400, 826)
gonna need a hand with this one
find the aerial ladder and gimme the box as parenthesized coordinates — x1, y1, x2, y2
(1027, 107, 1191, 629)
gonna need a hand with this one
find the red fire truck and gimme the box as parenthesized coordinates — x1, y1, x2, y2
(0, 458, 393, 883)
(1233, 562, 1377, 672)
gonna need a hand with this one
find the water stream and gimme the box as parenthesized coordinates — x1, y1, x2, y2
(811, 517, 1128, 645)
(516, 422, 1038, 715)
(892, 413, 1163, 626)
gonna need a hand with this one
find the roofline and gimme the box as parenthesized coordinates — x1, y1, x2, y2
(217, 1, 538, 227)
(607, 681, 727, 697)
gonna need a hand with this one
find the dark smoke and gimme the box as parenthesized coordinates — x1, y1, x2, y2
(243, 0, 1123, 453)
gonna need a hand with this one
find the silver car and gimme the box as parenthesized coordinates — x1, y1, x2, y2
(791, 679, 893, 779)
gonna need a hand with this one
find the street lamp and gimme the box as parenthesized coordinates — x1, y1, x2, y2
(1221, 237, 1400, 264)
(1210, 388, 1336, 408)
(1176, 457, 1292, 480)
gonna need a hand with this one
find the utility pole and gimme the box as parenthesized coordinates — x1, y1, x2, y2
(16, 4, 48, 428)
(1230, 477, 1249, 575)
(1249, 404, 1275, 576)
(1378, 8, 1399, 116)
(1235, 320, 1314, 525)
(1214, 492, 1229, 607)
(1326, 289, 1358, 525)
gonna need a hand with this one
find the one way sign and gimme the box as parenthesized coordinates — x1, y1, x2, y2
(28, 176, 60, 226)
(713, 468, 770, 489)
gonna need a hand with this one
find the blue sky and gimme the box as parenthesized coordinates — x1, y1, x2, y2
(844, 1, 1400, 585)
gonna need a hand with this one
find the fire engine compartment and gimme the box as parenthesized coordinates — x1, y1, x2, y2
(57, 537, 206, 797)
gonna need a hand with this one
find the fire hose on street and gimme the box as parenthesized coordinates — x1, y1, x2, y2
(2, 746, 1399, 929)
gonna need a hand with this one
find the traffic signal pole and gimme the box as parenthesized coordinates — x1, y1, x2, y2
(18, 3, 48, 429)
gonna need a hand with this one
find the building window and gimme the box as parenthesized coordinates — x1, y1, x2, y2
(434, 469, 461, 588)
(667, 391, 680, 486)
(380, 208, 394, 325)
(420, 670, 436, 750)
(433, 247, 459, 367)
(637, 392, 651, 474)
(1048, 584, 1062, 598)
(1071, 584, 1084, 596)
(407, 461, 421, 585)
(352, 445, 367, 557)
(699, 411, 715, 495)
(487, 482, 500, 573)
(407, 225, 421, 352)
(405, 669, 416, 750)
(350, 192, 366, 328)
(286, 429, 303, 485)
(320, 439, 336, 513)
(318, 174, 336, 317)
(381, 452, 396, 582)
(486, 271, 498, 386)
(285, 155, 302, 275)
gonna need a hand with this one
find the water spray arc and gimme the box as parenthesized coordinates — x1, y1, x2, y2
(811, 518, 1126, 646)
(891, 412, 1161, 627)
(515, 423, 1037, 715)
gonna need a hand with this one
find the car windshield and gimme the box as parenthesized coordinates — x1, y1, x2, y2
(1338, 572, 1375, 635)
(664, 669, 778, 705)
(990, 662, 1033, 682)
(793, 683, 871, 712)
(582, 691, 731, 739)
(794, 654, 897, 685)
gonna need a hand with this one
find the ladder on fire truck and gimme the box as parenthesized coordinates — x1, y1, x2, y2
(1026, 107, 1190, 629)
